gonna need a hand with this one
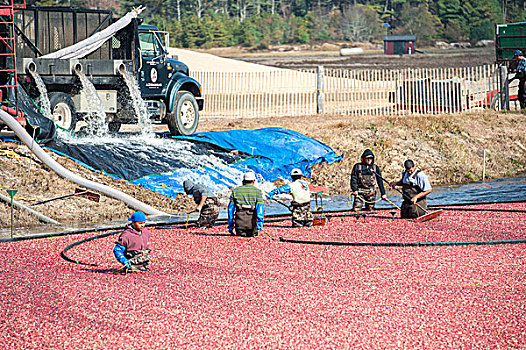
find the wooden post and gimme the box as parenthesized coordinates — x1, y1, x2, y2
(499, 66, 510, 111)
(317, 66, 324, 114)
(482, 149, 486, 182)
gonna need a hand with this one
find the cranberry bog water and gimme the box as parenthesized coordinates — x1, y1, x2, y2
(1, 202, 525, 348)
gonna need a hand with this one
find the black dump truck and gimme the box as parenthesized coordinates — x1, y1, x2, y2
(0, 5, 203, 135)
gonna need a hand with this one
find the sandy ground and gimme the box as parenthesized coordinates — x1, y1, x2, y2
(1, 203, 525, 348)
(170, 48, 281, 72)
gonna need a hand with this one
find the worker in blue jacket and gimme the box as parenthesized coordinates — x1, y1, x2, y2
(266, 168, 313, 227)
(113, 211, 151, 272)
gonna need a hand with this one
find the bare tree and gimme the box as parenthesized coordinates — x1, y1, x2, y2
(341, 5, 380, 42)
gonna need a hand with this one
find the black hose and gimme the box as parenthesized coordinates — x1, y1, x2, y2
(60, 230, 122, 266)
(4, 199, 525, 267)
(279, 237, 526, 247)
(434, 207, 526, 213)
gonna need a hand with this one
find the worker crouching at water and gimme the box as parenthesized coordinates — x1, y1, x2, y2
(183, 180, 220, 228)
(350, 149, 387, 211)
(266, 168, 313, 227)
(113, 211, 151, 272)
(390, 160, 432, 219)
(228, 172, 264, 237)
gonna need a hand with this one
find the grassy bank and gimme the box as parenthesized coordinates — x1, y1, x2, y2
(1, 111, 524, 228)
(200, 111, 526, 195)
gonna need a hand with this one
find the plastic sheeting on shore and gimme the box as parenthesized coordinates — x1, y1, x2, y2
(17, 83, 56, 143)
(45, 128, 343, 198)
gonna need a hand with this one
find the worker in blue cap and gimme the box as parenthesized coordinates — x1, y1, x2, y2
(113, 211, 152, 272)
(510, 49, 526, 111)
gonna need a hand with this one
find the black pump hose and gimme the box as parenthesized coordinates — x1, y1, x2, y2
(279, 237, 526, 247)
(60, 230, 122, 266)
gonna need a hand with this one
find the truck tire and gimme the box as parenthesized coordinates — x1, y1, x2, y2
(48, 92, 78, 131)
(167, 91, 199, 136)
(108, 122, 121, 133)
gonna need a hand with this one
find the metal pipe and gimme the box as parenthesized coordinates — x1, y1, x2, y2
(0, 109, 167, 216)
(26, 61, 37, 73)
(0, 192, 60, 225)
(72, 62, 83, 74)
(116, 63, 127, 75)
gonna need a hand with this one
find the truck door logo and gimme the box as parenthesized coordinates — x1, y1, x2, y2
(150, 68, 158, 83)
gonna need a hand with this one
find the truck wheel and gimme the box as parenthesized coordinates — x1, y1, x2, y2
(108, 122, 121, 133)
(168, 91, 199, 136)
(48, 92, 78, 131)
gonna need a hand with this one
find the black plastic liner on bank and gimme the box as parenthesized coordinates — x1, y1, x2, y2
(46, 137, 243, 180)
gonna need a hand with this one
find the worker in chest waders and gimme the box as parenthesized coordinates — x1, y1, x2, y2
(390, 159, 432, 219)
(510, 49, 526, 111)
(113, 211, 152, 272)
(228, 172, 264, 237)
(350, 149, 387, 211)
(183, 180, 220, 228)
(266, 168, 313, 227)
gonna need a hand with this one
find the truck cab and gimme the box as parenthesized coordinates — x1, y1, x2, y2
(137, 24, 203, 135)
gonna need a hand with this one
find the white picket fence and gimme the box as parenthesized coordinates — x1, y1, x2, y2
(193, 64, 506, 120)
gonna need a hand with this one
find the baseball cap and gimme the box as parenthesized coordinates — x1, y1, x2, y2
(243, 172, 256, 181)
(290, 168, 303, 176)
(128, 211, 146, 222)
(514, 49, 523, 56)
(404, 159, 415, 170)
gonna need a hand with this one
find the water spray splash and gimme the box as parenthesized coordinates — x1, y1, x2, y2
(28, 70, 53, 120)
(120, 70, 153, 136)
(75, 70, 108, 137)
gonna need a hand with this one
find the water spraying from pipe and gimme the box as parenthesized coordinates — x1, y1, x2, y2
(119, 68, 153, 137)
(74, 69, 109, 137)
(27, 67, 53, 121)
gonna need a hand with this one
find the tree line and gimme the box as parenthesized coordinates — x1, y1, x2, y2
(31, 0, 526, 48)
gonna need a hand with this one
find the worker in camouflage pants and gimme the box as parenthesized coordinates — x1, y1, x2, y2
(350, 149, 387, 211)
(266, 168, 313, 227)
(196, 197, 220, 228)
(183, 180, 220, 228)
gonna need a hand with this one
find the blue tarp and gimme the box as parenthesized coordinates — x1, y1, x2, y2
(47, 127, 343, 198)
(175, 127, 343, 178)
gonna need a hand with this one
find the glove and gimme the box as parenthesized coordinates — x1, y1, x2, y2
(228, 229, 234, 235)
(266, 194, 271, 200)
(124, 261, 132, 269)
(256, 222, 263, 231)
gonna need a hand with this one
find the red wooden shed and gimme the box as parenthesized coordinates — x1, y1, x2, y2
(383, 35, 416, 55)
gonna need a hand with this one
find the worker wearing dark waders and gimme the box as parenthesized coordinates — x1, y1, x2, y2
(390, 160, 432, 219)
(510, 50, 526, 111)
(350, 149, 387, 211)
(183, 180, 220, 228)
(113, 211, 151, 272)
(227, 172, 264, 237)
(266, 168, 313, 227)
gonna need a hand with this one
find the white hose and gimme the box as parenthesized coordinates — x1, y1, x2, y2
(0, 110, 167, 216)
(0, 192, 60, 225)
